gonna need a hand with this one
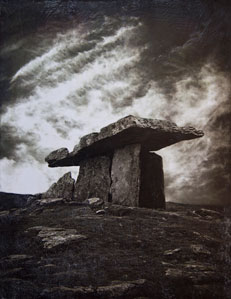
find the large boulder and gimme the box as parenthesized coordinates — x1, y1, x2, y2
(42, 172, 75, 200)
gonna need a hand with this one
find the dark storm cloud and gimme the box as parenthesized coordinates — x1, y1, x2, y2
(0, 124, 45, 163)
(1, 0, 230, 111)
(0, 125, 32, 159)
(165, 98, 231, 206)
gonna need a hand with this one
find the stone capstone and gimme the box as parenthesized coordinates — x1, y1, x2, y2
(42, 172, 75, 200)
(45, 115, 204, 167)
(73, 156, 111, 202)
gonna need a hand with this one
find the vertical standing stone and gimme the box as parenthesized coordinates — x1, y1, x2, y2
(110, 144, 165, 208)
(111, 144, 141, 207)
(73, 155, 111, 202)
(139, 151, 165, 209)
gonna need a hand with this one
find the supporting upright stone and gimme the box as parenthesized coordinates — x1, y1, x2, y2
(111, 144, 165, 208)
(111, 144, 141, 207)
(139, 150, 165, 209)
(73, 155, 111, 202)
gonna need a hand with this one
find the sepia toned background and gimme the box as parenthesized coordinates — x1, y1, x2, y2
(0, 0, 230, 205)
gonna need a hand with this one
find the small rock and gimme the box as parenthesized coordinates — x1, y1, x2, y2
(7, 254, 32, 260)
(193, 208, 223, 219)
(84, 197, 104, 208)
(31, 227, 87, 249)
(164, 248, 181, 256)
(190, 244, 211, 255)
(38, 198, 64, 206)
(96, 209, 106, 215)
(97, 279, 147, 298)
(42, 264, 56, 268)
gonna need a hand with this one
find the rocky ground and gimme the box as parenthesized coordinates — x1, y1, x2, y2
(0, 193, 230, 299)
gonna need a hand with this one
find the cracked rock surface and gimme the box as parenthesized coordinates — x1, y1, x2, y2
(0, 193, 230, 298)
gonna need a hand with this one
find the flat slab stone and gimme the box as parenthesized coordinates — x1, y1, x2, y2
(45, 115, 204, 167)
(73, 156, 111, 202)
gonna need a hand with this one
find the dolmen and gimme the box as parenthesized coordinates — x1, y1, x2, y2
(45, 115, 204, 209)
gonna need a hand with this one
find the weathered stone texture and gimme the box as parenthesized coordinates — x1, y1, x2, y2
(0, 195, 226, 299)
(45, 115, 204, 167)
(139, 151, 165, 209)
(111, 144, 141, 207)
(73, 156, 111, 202)
(27, 226, 87, 249)
(45, 147, 69, 166)
(44, 115, 204, 210)
(111, 145, 165, 208)
(42, 172, 75, 200)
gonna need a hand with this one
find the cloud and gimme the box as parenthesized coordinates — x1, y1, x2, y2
(0, 124, 39, 161)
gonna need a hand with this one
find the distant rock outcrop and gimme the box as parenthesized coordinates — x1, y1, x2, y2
(42, 172, 75, 200)
(0, 192, 37, 210)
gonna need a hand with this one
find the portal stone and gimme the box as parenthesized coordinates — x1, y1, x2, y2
(111, 144, 165, 208)
(139, 150, 165, 209)
(73, 155, 111, 202)
(111, 144, 141, 207)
